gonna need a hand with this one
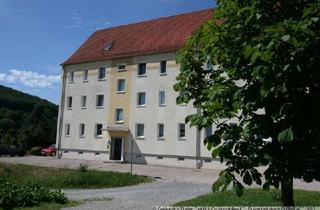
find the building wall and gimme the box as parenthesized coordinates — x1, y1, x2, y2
(59, 61, 111, 156)
(128, 53, 198, 161)
(57, 52, 220, 168)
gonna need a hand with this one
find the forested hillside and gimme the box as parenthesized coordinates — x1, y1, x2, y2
(0, 85, 58, 150)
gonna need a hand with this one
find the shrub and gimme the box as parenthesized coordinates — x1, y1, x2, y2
(0, 179, 67, 209)
(28, 146, 42, 156)
(77, 162, 88, 173)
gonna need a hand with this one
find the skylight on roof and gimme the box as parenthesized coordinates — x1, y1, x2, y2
(104, 41, 114, 51)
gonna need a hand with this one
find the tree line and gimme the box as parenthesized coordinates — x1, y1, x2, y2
(0, 85, 58, 150)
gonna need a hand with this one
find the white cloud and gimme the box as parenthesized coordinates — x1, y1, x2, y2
(0, 69, 60, 88)
(67, 10, 84, 28)
(67, 10, 111, 30)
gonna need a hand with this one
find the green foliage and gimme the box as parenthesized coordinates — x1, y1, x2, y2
(0, 85, 58, 150)
(77, 162, 89, 173)
(0, 179, 67, 210)
(0, 163, 152, 189)
(175, 0, 320, 206)
(28, 147, 43, 156)
(174, 189, 320, 206)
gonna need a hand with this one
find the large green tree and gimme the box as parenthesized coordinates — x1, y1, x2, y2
(175, 0, 320, 206)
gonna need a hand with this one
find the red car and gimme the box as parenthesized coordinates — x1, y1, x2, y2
(41, 144, 56, 156)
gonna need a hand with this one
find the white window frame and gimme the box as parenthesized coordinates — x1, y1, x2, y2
(81, 95, 87, 109)
(117, 63, 127, 72)
(115, 108, 124, 123)
(95, 123, 103, 138)
(68, 71, 74, 83)
(157, 123, 164, 140)
(159, 91, 166, 106)
(83, 69, 88, 82)
(98, 67, 106, 80)
(137, 92, 146, 107)
(160, 60, 167, 75)
(65, 124, 70, 136)
(79, 123, 85, 138)
(137, 62, 147, 77)
(117, 79, 125, 93)
(96, 94, 104, 108)
(135, 123, 145, 139)
(67, 96, 72, 109)
(178, 123, 186, 140)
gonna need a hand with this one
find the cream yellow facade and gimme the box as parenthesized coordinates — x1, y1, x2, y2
(56, 52, 223, 169)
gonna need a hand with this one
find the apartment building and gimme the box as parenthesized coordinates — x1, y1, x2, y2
(56, 9, 224, 169)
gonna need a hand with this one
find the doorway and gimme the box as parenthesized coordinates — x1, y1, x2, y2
(110, 137, 123, 160)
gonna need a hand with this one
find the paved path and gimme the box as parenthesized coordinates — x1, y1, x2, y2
(64, 181, 211, 210)
(1, 156, 320, 209)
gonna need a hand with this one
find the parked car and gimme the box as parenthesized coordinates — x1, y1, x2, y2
(41, 144, 56, 156)
(0, 144, 25, 157)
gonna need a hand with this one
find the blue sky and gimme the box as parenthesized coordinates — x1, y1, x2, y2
(0, 0, 215, 104)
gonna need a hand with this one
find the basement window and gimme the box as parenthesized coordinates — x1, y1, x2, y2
(204, 158, 212, 163)
(157, 156, 164, 160)
(178, 157, 185, 161)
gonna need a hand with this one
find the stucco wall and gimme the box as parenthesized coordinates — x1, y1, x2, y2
(57, 52, 217, 167)
(60, 61, 110, 155)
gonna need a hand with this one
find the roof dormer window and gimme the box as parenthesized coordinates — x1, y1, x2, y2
(104, 41, 114, 51)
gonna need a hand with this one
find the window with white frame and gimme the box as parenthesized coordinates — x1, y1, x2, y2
(135, 123, 145, 138)
(65, 124, 70, 136)
(178, 123, 186, 139)
(137, 63, 146, 76)
(117, 64, 126, 71)
(204, 126, 213, 139)
(83, 69, 88, 81)
(68, 71, 74, 82)
(95, 124, 103, 137)
(160, 60, 167, 74)
(115, 108, 124, 122)
(81, 95, 87, 109)
(159, 91, 166, 106)
(67, 96, 72, 109)
(158, 123, 164, 139)
(117, 79, 125, 92)
(98, 67, 106, 80)
(96, 95, 104, 108)
(79, 123, 85, 137)
(137, 92, 146, 106)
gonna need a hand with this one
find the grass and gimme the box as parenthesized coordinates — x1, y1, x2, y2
(0, 163, 152, 189)
(15, 200, 81, 210)
(175, 189, 320, 206)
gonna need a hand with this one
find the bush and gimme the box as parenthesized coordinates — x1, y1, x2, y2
(77, 162, 88, 172)
(0, 179, 67, 209)
(28, 146, 42, 156)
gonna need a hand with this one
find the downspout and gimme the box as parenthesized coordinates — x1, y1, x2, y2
(195, 107, 202, 169)
(56, 66, 67, 158)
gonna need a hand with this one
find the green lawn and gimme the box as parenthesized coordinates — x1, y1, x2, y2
(0, 163, 152, 189)
(175, 189, 320, 206)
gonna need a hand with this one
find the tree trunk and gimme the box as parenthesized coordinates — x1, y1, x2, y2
(281, 177, 294, 206)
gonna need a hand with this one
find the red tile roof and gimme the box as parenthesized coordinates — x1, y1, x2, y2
(62, 9, 213, 66)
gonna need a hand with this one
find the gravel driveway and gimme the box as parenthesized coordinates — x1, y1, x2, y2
(64, 181, 211, 210)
